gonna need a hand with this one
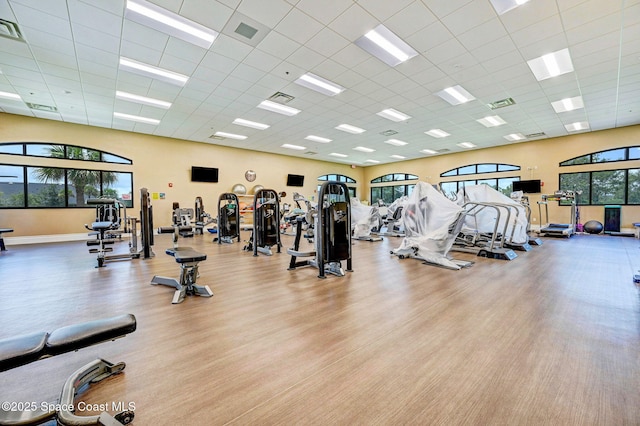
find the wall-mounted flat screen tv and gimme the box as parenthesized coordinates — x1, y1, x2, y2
(191, 166, 219, 183)
(512, 179, 541, 193)
(286, 174, 304, 187)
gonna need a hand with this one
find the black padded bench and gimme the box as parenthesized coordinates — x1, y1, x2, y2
(0, 228, 13, 251)
(0, 314, 136, 426)
(151, 245, 213, 304)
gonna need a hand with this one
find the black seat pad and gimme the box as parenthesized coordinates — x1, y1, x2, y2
(165, 247, 207, 263)
(91, 221, 116, 231)
(0, 331, 48, 372)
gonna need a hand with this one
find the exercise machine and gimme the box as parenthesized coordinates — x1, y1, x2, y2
(510, 191, 542, 246)
(0, 228, 13, 251)
(244, 189, 281, 256)
(287, 181, 353, 278)
(0, 314, 137, 425)
(351, 199, 383, 242)
(537, 190, 576, 237)
(215, 193, 241, 244)
(194, 196, 214, 235)
(151, 224, 213, 304)
(171, 203, 197, 237)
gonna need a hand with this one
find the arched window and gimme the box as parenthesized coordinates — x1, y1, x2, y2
(370, 173, 418, 183)
(0, 142, 132, 164)
(440, 163, 519, 177)
(369, 173, 418, 204)
(317, 174, 356, 198)
(560, 146, 640, 166)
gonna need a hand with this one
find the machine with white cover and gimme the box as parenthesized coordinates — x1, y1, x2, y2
(351, 198, 383, 242)
(391, 182, 471, 270)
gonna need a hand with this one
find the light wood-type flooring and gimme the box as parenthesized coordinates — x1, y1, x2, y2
(0, 230, 639, 425)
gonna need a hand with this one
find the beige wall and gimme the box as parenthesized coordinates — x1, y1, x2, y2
(2, 112, 640, 237)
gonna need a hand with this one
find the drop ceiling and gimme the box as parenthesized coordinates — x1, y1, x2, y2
(0, 0, 638, 166)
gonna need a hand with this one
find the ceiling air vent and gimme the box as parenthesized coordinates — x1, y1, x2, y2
(0, 19, 24, 41)
(235, 22, 258, 40)
(268, 92, 294, 104)
(525, 132, 546, 138)
(380, 130, 398, 136)
(208, 134, 224, 140)
(221, 11, 270, 47)
(304, 151, 317, 155)
(26, 102, 58, 112)
(488, 98, 515, 109)
(436, 148, 450, 153)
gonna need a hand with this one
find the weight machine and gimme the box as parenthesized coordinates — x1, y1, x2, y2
(244, 189, 282, 256)
(287, 181, 353, 278)
(216, 192, 241, 244)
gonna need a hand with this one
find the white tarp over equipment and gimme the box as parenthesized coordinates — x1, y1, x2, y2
(456, 184, 529, 244)
(392, 182, 466, 270)
(350, 199, 380, 239)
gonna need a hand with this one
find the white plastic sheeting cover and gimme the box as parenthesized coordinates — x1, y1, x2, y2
(351, 199, 378, 238)
(392, 182, 464, 269)
(456, 184, 528, 244)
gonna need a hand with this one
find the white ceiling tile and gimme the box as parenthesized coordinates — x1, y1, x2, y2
(257, 31, 301, 60)
(328, 3, 378, 42)
(237, 0, 293, 28)
(295, 0, 352, 25)
(440, 1, 496, 36)
(180, 0, 234, 32)
(405, 20, 454, 54)
(304, 27, 350, 58)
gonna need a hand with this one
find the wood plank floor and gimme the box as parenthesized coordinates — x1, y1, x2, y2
(0, 231, 639, 425)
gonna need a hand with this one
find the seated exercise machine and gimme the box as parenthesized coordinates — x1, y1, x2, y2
(194, 196, 214, 235)
(151, 224, 213, 304)
(351, 199, 383, 242)
(537, 190, 576, 237)
(84, 189, 155, 268)
(215, 193, 241, 244)
(0, 314, 137, 426)
(0, 228, 13, 252)
(171, 203, 197, 237)
(372, 198, 406, 237)
(244, 189, 281, 256)
(287, 182, 353, 278)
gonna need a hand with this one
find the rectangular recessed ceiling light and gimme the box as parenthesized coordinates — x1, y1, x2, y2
(257, 100, 300, 116)
(390, 155, 406, 159)
(504, 133, 526, 141)
(489, 0, 530, 15)
(365, 159, 380, 164)
(335, 124, 365, 134)
(527, 48, 574, 81)
(457, 142, 476, 149)
(232, 118, 270, 130)
(477, 115, 506, 127)
(385, 139, 408, 146)
(113, 112, 160, 125)
(353, 146, 375, 153)
(421, 149, 437, 155)
(119, 57, 189, 86)
(125, 0, 218, 49)
(377, 108, 411, 122)
(436, 85, 475, 105)
(115, 91, 171, 109)
(565, 121, 589, 132)
(551, 96, 584, 113)
(305, 135, 332, 143)
(0, 90, 21, 100)
(355, 24, 418, 67)
(295, 73, 344, 96)
(329, 152, 348, 158)
(425, 129, 450, 138)
(281, 144, 306, 150)
(214, 131, 247, 140)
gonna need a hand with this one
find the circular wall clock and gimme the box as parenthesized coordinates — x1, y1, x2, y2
(245, 170, 257, 182)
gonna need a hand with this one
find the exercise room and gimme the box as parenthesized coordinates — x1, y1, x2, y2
(1, 0, 639, 425)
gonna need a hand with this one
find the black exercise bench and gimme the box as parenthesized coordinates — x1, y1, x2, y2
(0, 314, 137, 426)
(0, 228, 13, 251)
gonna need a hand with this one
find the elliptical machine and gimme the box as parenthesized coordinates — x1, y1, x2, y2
(216, 192, 241, 244)
(244, 189, 282, 256)
(287, 181, 353, 278)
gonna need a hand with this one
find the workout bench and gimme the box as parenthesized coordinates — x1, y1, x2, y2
(0, 314, 137, 426)
(151, 227, 213, 304)
(0, 228, 13, 251)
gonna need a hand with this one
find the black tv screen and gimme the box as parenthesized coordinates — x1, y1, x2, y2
(191, 166, 219, 183)
(512, 179, 541, 193)
(286, 174, 304, 187)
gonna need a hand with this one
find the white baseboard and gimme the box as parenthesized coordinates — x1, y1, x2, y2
(3, 233, 132, 246)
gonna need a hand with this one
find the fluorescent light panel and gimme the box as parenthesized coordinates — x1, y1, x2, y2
(232, 118, 269, 130)
(329, 153, 348, 158)
(257, 100, 300, 116)
(377, 108, 411, 122)
(365, 159, 380, 164)
(281, 144, 306, 150)
(551, 96, 584, 113)
(115, 91, 171, 109)
(355, 24, 418, 67)
(119, 57, 189, 86)
(477, 115, 506, 127)
(125, 0, 218, 49)
(353, 146, 375, 153)
(390, 155, 406, 159)
(0, 90, 21, 100)
(457, 142, 476, 149)
(527, 48, 574, 81)
(425, 129, 450, 138)
(436, 85, 476, 105)
(113, 112, 160, 125)
(295, 73, 344, 96)
(489, 0, 530, 15)
(421, 149, 437, 155)
(305, 135, 332, 143)
(385, 139, 408, 146)
(504, 133, 526, 141)
(335, 124, 365, 134)
(565, 121, 589, 132)
(214, 131, 247, 140)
